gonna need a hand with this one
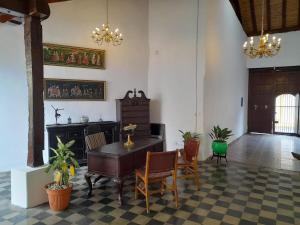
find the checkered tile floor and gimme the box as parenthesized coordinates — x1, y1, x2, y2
(1, 161, 300, 225)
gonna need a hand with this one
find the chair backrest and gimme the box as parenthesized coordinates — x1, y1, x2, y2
(184, 139, 200, 162)
(85, 132, 106, 151)
(145, 150, 178, 175)
(84, 125, 102, 136)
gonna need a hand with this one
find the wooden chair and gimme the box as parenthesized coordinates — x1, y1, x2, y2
(135, 150, 178, 213)
(177, 140, 200, 190)
(85, 132, 106, 184)
(85, 132, 106, 151)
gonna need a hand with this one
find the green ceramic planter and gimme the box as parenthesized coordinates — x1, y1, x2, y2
(212, 141, 228, 156)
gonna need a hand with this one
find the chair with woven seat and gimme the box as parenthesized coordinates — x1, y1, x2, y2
(85, 132, 106, 151)
(85, 132, 106, 184)
(135, 150, 178, 213)
(177, 139, 200, 190)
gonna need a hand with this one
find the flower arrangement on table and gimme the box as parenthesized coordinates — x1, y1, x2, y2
(123, 124, 137, 147)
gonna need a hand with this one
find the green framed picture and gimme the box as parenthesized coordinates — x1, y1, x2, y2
(44, 79, 106, 101)
(43, 43, 105, 69)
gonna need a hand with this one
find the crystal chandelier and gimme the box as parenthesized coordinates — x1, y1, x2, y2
(243, 0, 281, 58)
(92, 0, 123, 46)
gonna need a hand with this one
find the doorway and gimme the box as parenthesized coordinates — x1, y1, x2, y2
(248, 66, 300, 134)
(274, 94, 299, 134)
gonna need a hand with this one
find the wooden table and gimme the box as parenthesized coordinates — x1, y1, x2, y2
(85, 138, 164, 204)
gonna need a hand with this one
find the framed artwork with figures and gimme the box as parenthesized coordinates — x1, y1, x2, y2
(43, 43, 105, 69)
(44, 79, 106, 101)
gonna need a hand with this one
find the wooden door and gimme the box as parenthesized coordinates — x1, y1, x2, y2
(248, 67, 300, 134)
(248, 71, 274, 133)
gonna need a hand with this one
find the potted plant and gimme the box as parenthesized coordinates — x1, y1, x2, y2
(209, 126, 233, 158)
(45, 137, 79, 211)
(179, 130, 200, 144)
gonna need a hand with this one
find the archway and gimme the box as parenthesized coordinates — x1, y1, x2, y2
(274, 94, 299, 134)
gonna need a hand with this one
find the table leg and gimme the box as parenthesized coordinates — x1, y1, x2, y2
(85, 173, 93, 197)
(93, 175, 103, 185)
(113, 177, 124, 205)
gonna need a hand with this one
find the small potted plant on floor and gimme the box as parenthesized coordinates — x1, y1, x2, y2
(209, 126, 233, 161)
(45, 137, 79, 211)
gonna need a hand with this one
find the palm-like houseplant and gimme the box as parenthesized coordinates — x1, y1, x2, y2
(45, 137, 79, 211)
(179, 130, 200, 144)
(209, 126, 233, 159)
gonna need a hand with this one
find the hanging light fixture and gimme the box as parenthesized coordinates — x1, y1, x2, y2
(243, 0, 281, 58)
(92, 0, 123, 46)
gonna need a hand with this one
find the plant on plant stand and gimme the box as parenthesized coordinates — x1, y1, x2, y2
(209, 126, 233, 164)
(178, 130, 200, 159)
(45, 137, 79, 211)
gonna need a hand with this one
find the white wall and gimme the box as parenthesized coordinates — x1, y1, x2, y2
(148, 0, 249, 160)
(203, 0, 248, 159)
(0, 0, 149, 171)
(0, 25, 28, 171)
(247, 31, 300, 68)
(148, 0, 198, 151)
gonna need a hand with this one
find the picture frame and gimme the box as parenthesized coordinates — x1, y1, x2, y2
(44, 78, 106, 101)
(43, 43, 105, 70)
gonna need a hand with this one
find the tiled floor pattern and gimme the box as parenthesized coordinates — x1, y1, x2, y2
(228, 134, 300, 172)
(1, 161, 300, 225)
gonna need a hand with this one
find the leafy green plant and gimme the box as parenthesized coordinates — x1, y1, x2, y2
(179, 130, 200, 143)
(209, 126, 233, 143)
(45, 137, 79, 190)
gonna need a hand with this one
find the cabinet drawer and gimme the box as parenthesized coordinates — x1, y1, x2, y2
(122, 117, 149, 124)
(122, 105, 149, 112)
(68, 130, 84, 139)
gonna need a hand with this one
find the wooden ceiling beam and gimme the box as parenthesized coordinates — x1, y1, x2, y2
(48, 0, 71, 3)
(250, 0, 258, 35)
(266, 0, 271, 32)
(0, 13, 14, 22)
(248, 25, 300, 36)
(298, 0, 300, 26)
(0, 0, 50, 20)
(282, 0, 287, 28)
(229, 0, 242, 23)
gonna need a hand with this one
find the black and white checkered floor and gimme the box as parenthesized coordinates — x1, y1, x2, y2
(1, 161, 300, 225)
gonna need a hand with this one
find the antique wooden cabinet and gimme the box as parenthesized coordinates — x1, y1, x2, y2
(46, 121, 120, 165)
(116, 89, 150, 140)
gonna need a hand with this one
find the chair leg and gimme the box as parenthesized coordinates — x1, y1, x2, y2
(172, 173, 179, 208)
(93, 176, 101, 185)
(225, 155, 228, 163)
(145, 186, 150, 213)
(160, 179, 165, 196)
(135, 174, 138, 200)
(194, 164, 200, 190)
(174, 188, 179, 208)
(211, 154, 214, 160)
(217, 155, 219, 164)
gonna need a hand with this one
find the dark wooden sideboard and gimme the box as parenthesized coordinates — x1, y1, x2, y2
(46, 121, 120, 165)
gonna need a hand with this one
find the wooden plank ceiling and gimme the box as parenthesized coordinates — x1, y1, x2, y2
(230, 0, 300, 36)
(0, 0, 70, 25)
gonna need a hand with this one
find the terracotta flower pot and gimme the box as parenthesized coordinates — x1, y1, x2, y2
(45, 183, 72, 211)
